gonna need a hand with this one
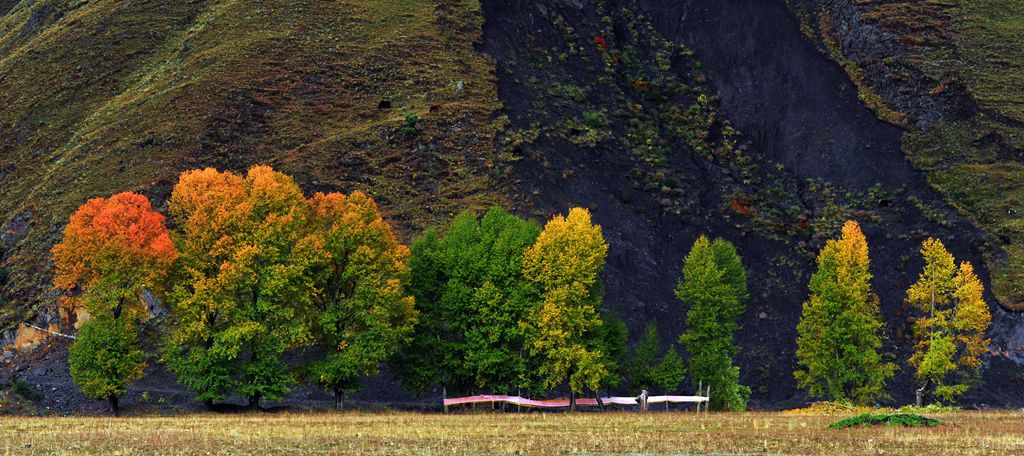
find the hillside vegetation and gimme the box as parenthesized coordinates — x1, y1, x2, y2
(792, 0, 1024, 310)
(0, 0, 505, 330)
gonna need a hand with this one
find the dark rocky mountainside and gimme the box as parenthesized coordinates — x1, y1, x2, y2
(786, 0, 1024, 312)
(482, 0, 1023, 406)
(1, 0, 1023, 411)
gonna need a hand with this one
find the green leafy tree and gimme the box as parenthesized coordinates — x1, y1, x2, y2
(677, 236, 751, 411)
(593, 314, 630, 396)
(389, 229, 455, 396)
(306, 191, 418, 409)
(653, 345, 687, 394)
(632, 323, 662, 390)
(794, 221, 895, 404)
(68, 318, 146, 417)
(522, 208, 609, 410)
(392, 208, 540, 396)
(908, 238, 991, 405)
(165, 166, 319, 409)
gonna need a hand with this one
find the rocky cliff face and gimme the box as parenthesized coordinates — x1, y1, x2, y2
(784, 0, 1024, 315)
(481, 0, 1024, 405)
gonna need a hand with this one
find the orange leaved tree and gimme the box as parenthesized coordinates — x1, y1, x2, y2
(52, 192, 177, 415)
(53, 192, 178, 319)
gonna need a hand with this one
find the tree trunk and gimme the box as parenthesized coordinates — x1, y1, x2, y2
(916, 379, 931, 407)
(916, 383, 927, 407)
(109, 395, 120, 417)
(334, 390, 344, 410)
(248, 394, 261, 411)
(569, 390, 576, 412)
(595, 391, 605, 412)
(204, 398, 214, 411)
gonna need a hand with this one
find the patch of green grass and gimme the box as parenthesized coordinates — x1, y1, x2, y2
(828, 413, 941, 429)
(958, 1, 1024, 126)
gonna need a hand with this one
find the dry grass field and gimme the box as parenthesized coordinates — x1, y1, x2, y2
(0, 410, 1022, 455)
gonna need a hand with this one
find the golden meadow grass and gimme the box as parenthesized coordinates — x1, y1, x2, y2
(1, 410, 1023, 455)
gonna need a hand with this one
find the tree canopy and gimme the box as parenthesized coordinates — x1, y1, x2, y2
(68, 318, 146, 416)
(521, 208, 609, 407)
(52, 192, 178, 319)
(908, 238, 991, 404)
(164, 166, 321, 408)
(306, 191, 417, 407)
(676, 236, 749, 411)
(53, 192, 176, 415)
(632, 323, 662, 391)
(794, 221, 895, 404)
(392, 207, 540, 395)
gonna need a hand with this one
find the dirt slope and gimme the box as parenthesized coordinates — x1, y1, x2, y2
(481, 0, 1024, 405)
(0, 0, 505, 334)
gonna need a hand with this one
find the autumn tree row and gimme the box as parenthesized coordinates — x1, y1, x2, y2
(52, 166, 752, 414)
(54, 167, 416, 414)
(388, 208, 749, 410)
(51, 166, 991, 414)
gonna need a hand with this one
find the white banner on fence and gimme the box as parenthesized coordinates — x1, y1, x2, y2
(443, 394, 709, 408)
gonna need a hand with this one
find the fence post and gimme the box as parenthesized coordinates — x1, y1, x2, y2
(705, 384, 711, 415)
(443, 385, 448, 414)
(697, 380, 702, 413)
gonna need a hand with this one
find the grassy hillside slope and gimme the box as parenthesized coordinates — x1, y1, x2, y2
(0, 0, 505, 330)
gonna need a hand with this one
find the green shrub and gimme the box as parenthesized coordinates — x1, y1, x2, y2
(401, 113, 422, 136)
(581, 110, 609, 128)
(828, 413, 940, 429)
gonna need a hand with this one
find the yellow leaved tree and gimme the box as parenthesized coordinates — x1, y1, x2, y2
(794, 220, 895, 404)
(908, 238, 991, 405)
(521, 208, 609, 410)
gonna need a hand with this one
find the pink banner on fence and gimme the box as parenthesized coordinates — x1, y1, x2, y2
(443, 394, 708, 408)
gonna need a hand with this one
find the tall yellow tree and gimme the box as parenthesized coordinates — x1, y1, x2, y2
(908, 238, 991, 405)
(521, 208, 609, 410)
(794, 220, 895, 404)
